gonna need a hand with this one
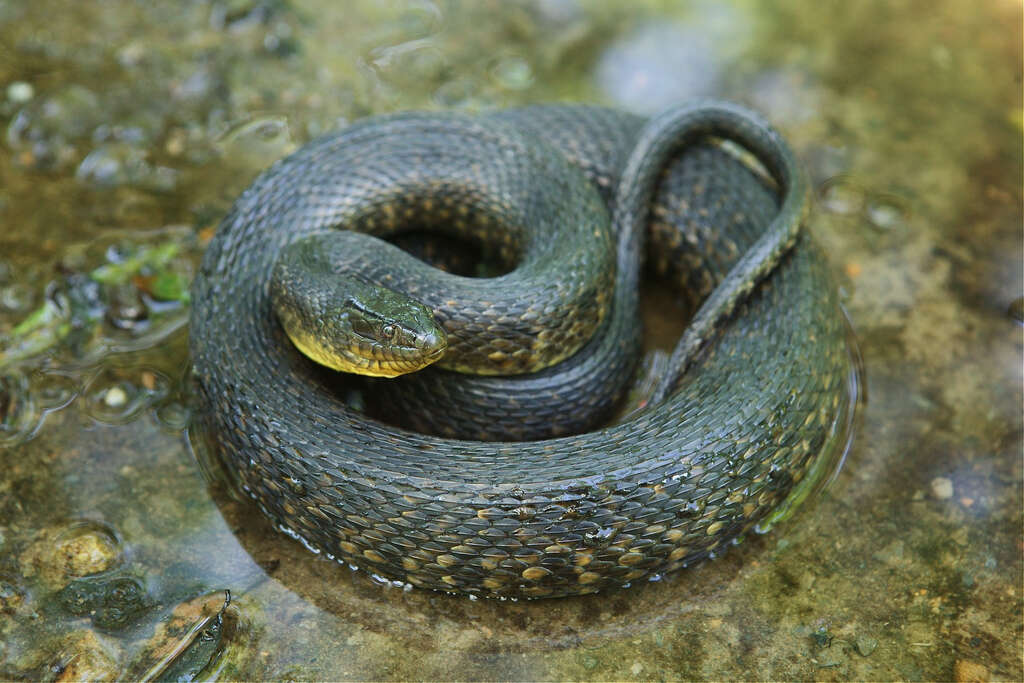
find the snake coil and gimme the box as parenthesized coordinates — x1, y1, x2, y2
(190, 103, 853, 598)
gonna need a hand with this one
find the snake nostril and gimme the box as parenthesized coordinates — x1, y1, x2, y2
(418, 331, 446, 358)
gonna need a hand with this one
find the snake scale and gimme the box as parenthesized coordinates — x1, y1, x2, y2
(190, 103, 852, 598)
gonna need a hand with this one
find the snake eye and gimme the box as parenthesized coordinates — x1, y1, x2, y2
(381, 324, 397, 340)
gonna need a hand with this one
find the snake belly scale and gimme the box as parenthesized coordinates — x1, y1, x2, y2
(190, 103, 851, 598)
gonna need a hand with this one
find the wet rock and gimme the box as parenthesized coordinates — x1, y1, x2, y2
(6, 84, 103, 171)
(0, 573, 28, 616)
(872, 540, 906, 567)
(125, 590, 235, 681)
(76, 143, 179, 193)
(58, 574, 151, 632)
(75, 145, 136, 187)
(172, 66, 221, 105)
(19, 521, 123, 589)
(53, 524, 122, 578)
(810, 625, 834, 649)
(854, 634, 877, 656)
(42, 629, 121, 682)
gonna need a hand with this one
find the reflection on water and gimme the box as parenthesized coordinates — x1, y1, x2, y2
(755, 308, 864, 536)
(0, 0, 1020, 680)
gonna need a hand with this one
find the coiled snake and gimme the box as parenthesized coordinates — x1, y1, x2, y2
(190, 103, 852, 598)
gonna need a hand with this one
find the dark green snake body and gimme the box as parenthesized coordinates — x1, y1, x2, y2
(190, 103, 852, 598)
(265, 114, 616, 380)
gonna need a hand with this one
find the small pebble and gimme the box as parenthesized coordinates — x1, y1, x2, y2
(6, 81, 34, 103)
(630, 662, 643, 676)
(820, 179, 864, 215)
(931, 477, 953, 500)
(492, 57, 534, 90)
(0, 283, 33, 312)
(855, 634, 878, 656)
(865, 199, 905, 231)
(103, 386, 128, 408)
(56, 528, 121, 577)
(954, 659, 989, 682)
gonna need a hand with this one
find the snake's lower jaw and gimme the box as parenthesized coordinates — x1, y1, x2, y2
(419, 347, 446, 369)
(352, 335, 447, 378)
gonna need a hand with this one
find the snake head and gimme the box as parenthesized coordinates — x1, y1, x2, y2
(271, 244, 447, 377)
(337, 290, 448, 377)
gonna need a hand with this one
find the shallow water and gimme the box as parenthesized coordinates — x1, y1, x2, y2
(1, 1, 1021, 680)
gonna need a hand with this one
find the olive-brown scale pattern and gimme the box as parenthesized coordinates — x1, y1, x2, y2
(368, 107, 784, 440)
(190, 104, 851, 598)
(252, 114, 616, 377)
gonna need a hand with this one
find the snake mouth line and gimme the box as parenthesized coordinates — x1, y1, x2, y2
(348, 339, 448, 378)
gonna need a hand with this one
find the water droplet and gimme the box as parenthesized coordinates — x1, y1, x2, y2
(819, 178, 864, 215)
(0, 371, 40, 446)
(432, 78, 481, 109)
(215, 116, 295, 169)
(35, 371, 79, 410)
(155, 400, 191, 432)
(491, 57, 534, 90)
(865, 195, 908, 232)
(278, 525, 321, 555)
(6, 81, 34, 104)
